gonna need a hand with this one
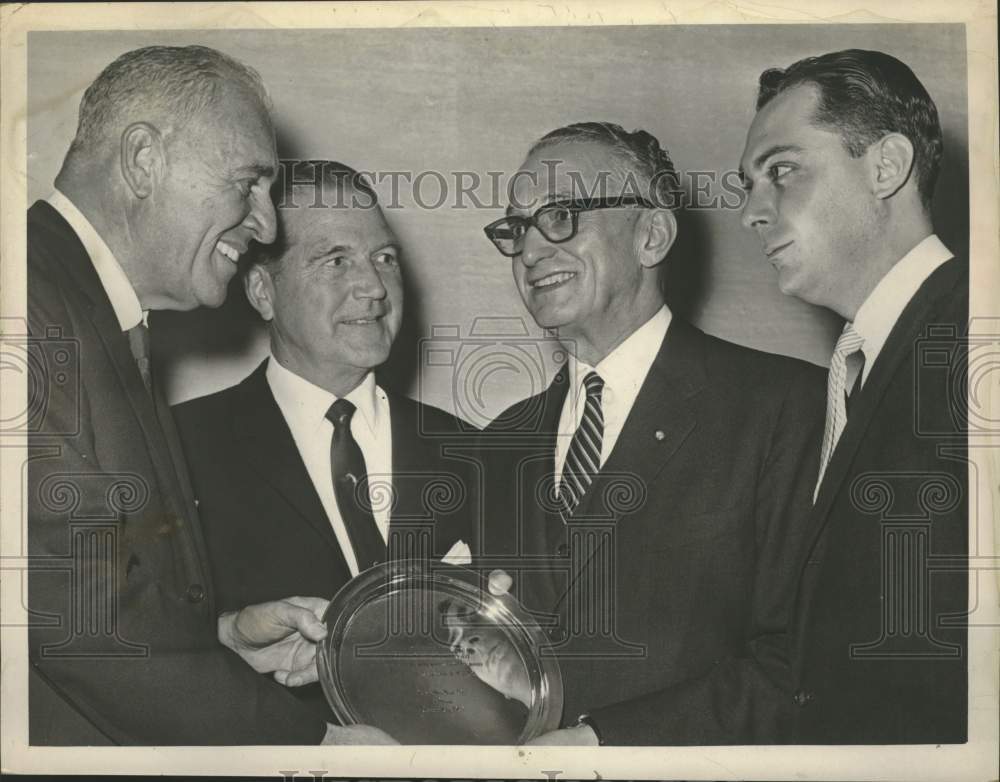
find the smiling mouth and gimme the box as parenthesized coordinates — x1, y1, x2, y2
(342, 316, 383, 325)
(530, 271, 576, 290)
(765, 242, 792, 259)
(216, 239, 243, 263)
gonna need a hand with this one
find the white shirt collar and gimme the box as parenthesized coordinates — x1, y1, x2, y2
(47, 189, 146, 331)
(264, 354, 391, 577)
(851, 234, 953, 385)
(556, 305, 671, 479)
(568, 304, 672, 399)
(265, 354, 382, 434)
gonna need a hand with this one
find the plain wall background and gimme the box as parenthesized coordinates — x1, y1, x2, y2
(27, 25, 968, 422)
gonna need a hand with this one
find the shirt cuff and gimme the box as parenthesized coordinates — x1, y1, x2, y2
(575, 713, 605, 745)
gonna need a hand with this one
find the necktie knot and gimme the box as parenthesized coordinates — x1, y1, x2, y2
(326, 398, 356, 430)
(126, 324, 152, 394)
(582, 371, 604, 400)
(814, 322, 866, 502)
(834, 323, 865, 359)
(127, 324, 150, 359)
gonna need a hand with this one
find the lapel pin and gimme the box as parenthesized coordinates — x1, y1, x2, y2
(654, 430, 666, 441)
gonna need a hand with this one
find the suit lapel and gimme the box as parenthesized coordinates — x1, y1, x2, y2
(807, 258, 964, 549)
(384, 391, 430, 553)
(576, 319, 704, 520)
(384, 390, 415, 528)
(232, 362, 349, 568)
(554, 320, 704, 608)
(152, 371, 212, 575)
(90, 300, 183, 496)
(536, 374, 572, 546)
(518, 374, 570, 609)
(31, 201, 209, 589)
(43, 204, 171, 479)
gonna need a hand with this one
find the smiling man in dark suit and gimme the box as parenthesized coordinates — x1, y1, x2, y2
(26, 46, 375, 746)
(479, 122, 826, 745)
(739, 49, 968, 743)
(173, 161, 476, 719)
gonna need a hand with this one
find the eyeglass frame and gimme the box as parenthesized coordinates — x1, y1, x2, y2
(483, 195, 658, 257)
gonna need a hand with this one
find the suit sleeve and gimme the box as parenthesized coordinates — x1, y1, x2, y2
(26, 258, 327, 746)
(586, 365, 825, 745)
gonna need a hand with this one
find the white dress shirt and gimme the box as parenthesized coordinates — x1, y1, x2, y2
(47, 190, 146, 331)
(555, 305, 672, 489)
(266, 357, 394, 576)
(851, 234, 953, 389)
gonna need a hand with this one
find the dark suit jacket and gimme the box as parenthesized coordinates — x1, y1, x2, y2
(173, 359, 478, 613)
(479, 318, 826, 744)
(26, 200, 326, 745)
(172, 362, 480, 720)
(789, 257, 969, 743)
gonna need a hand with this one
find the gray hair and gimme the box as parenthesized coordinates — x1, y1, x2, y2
(529, 121, 682, 209)
(66, 44, 270, 159)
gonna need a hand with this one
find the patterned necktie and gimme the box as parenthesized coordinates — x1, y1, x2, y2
(126, 323, 152, 394)
(559, 371, 605, 519)
(326, 399, 386, 572)
(814, 323, 865, 501)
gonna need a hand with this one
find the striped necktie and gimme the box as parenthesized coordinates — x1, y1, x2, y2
(559, 371, 605, 519)
(814, 323, 865, 501)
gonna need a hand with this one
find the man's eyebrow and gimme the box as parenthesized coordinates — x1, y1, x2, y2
(505, 189, 573, 217)
(231, 163, 276, 179)
(750, 143, 804, 172)
(307, 242, 351, 261)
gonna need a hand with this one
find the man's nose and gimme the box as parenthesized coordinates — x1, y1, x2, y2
(518, 225, 555, 268)
(353, 259, 388, 299)
(740, 185, 775, 231)
(247, 187, 278, 245)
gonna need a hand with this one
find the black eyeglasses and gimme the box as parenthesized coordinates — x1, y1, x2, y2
(483, 196, 656, 257)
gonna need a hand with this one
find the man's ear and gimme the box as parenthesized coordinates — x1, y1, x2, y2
(120, 122, 164, 199)
(637, 209, 677, 269)
(244, 264, 276, 322)
(869, 133, 916, 201)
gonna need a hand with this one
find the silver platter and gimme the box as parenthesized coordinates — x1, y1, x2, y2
(317, 560, 562, 744)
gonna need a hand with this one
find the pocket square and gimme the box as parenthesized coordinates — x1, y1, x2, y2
(441, 539, 472, 566)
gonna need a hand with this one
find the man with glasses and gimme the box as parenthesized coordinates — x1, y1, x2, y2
(478, 122, 825, 745)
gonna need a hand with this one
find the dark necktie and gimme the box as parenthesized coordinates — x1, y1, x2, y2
(126, 323, 152, 394)
(558, 371, 605, 519)
(326, 398, 386, 572)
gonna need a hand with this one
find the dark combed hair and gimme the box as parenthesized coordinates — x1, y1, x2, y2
(529, 121, 682, 209)
(251, 159, 379, 273)
(756, 48, 943, 208)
